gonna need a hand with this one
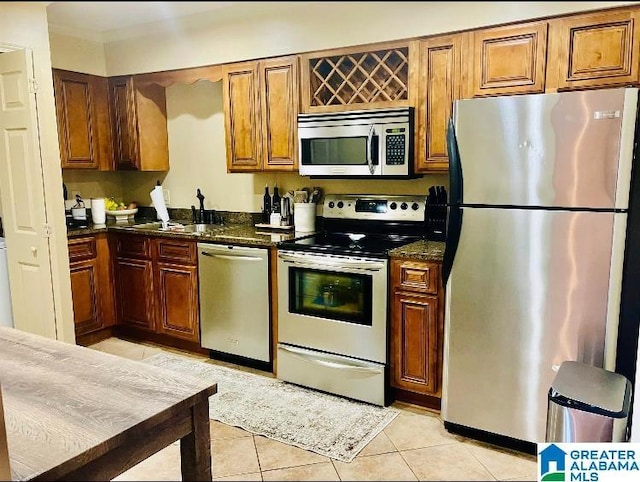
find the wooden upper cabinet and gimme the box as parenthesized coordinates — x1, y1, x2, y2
(223, 56, 298, 172)
(416, 35, 462, 173)
(465, 21, 548, 98)
(222, 62, 262, 171)
(53, 69, 113, 170)
(108, 75, 169, 171)
(300, 41, 412, 113)
(547, 9, 640, 91)
(260, 57, 299, 171)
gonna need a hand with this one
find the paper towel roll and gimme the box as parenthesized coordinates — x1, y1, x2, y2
(90, 198, 106, 224)
(150, 186, 169, 229)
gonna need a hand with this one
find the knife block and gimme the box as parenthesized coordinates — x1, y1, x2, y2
(425, 201, 447, 241)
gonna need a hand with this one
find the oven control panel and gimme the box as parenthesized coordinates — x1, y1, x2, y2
(323, 194, 426, 222)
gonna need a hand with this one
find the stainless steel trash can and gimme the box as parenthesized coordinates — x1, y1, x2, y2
(545, 361, 632, 442)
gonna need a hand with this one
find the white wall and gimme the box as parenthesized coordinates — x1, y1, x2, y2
(99, 2, 639, 75)
(48, 31, 107, 76)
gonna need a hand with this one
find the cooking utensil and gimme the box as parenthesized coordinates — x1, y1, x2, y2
(310, 187, 322, 204)
(294, 190, 308, 204)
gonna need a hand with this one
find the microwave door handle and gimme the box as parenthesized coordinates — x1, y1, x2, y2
(367, 124, 375, 175)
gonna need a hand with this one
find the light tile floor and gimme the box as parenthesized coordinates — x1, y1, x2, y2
(90, 337, 537, 481)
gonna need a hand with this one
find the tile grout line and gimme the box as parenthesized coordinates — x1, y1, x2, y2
(458, 443, 499, 481)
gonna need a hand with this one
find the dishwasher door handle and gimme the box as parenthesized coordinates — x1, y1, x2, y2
(200, 251, 263, 262)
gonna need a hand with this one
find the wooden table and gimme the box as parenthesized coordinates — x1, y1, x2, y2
(0, 327, 217, 481)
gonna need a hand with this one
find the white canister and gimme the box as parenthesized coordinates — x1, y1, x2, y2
(294, 203, 316, 232)
(90, 198, 106, 224)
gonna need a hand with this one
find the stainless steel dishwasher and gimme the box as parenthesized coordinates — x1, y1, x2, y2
(197, 243, 270, 363)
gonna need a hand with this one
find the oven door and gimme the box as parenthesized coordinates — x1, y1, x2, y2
(277, 250, 388, 363)
(298, 123, 381, 177)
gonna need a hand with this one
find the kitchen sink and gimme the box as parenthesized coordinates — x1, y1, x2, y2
(130, 221, 164, 230)
(129, 222, 223, 235)
(183, 223, 223, 234)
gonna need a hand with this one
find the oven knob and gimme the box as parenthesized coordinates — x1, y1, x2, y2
(400, 202, 408, 210)
(337, 201, 344, 209)
(412, 202, 420, 211)
(389, 202, 397, 210)
(328, 201, 335, 208)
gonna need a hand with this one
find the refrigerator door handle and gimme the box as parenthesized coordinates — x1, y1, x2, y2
(443, 118, 463, 287)
(447, 117, 463, 205)
(442, 206, 462, 288)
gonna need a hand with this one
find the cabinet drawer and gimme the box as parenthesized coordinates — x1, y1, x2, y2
(68, 236, 97, 262)
(392, 260, 439, 295)
(155, 239, 197, 265)
(116, 234, 151, 259)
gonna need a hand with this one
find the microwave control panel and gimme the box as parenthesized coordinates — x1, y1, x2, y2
(385, 128, 407, 165)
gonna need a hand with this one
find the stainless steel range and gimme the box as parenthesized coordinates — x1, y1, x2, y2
(276, 194, 426, 405)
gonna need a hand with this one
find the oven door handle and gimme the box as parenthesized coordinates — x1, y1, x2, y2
(280, 345, 382, 374)
(278, 252, 385, 271)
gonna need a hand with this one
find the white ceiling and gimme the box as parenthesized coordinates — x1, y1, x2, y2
(47, 1, 239, 38)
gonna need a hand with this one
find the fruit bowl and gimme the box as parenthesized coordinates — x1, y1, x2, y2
(105, 208, 138, 223)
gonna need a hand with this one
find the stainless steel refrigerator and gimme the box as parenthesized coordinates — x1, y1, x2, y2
(441, 87, 640, 446)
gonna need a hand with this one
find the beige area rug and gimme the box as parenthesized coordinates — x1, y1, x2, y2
(142, 352, 399, 462)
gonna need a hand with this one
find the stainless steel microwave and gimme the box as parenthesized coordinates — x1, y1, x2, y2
(298, 107, 418, 178)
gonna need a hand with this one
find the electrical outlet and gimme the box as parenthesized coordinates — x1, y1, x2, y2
(163, 189, 170, 206)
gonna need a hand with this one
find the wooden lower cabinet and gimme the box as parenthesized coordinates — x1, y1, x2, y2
(115, 257, 155, 331)
(68, 233, 116, 341)
(389, 258, 444, 408)
(114, 234, 200, 344)
(155, 261, 199, 341)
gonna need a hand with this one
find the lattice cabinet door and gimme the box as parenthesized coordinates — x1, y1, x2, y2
(300, 41, 414, 113)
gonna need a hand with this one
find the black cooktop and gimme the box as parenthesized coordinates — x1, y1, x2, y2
(278, 231, 423, 258)
(278, 194, 427, 258)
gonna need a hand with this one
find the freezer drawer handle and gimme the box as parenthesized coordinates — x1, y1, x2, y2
(281, 345, 382, 374)
(200, 252, 263, 262)
(278, 252, 385, 271)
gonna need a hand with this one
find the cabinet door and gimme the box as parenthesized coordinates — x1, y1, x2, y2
(260, 56, 299, 171)
(69, 259, 102, 336)
(115, 257, 155, 331)
(548, 9, 640, 90)
(222, 61, 262, 172)
(416, 35, 462, 173)
(390, 291, 439, 395)
(53, 69, 100, 169)
(133, 78, 169, 171)
(155, 262, 200, 342)
(465, 21, 548, 98)
(108, 76, 139, 170)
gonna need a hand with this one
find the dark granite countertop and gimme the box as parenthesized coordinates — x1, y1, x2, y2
(388, 239, 445, 262)
(66, 219, 302, 248)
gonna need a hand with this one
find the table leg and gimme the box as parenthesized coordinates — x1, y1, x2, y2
(180, 399, 212, 481)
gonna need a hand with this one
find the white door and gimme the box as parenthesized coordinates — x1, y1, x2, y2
(0, 49, 56, 338)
